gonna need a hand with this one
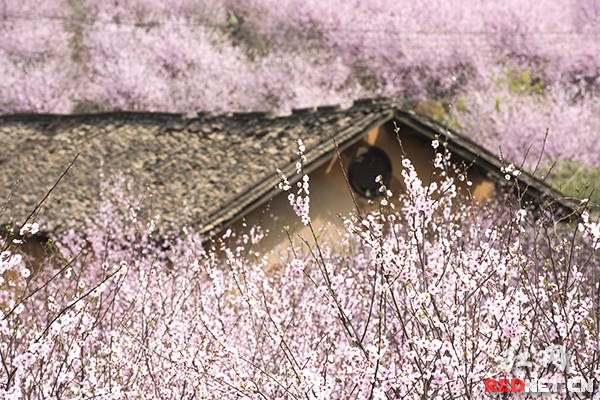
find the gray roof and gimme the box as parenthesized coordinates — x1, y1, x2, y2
(0, 99, 574, 237)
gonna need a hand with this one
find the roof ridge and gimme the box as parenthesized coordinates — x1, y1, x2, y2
(0, 111, 187, 123)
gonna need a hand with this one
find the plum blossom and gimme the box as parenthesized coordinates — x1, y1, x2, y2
(19, 222, 39, 236)
(290, 259, 306, 276)
(516, 209, 527, 222)
(0, 251, 22, 274)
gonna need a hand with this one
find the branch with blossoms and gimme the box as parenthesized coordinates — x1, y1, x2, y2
(278, 140, 371, 360)
(277, 139, 311, 227)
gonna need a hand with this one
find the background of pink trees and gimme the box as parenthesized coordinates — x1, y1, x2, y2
(1, 0, 600, 170)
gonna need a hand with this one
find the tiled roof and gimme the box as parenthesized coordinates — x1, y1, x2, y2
(0, 99, 574, 237)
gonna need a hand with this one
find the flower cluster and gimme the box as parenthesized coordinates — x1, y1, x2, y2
(579, 210, 600, 249)
(277, 139, 311, 225)
(0, 251, 22, 279)
(501, 163, 522, 181)
(18, 223, 39, 236)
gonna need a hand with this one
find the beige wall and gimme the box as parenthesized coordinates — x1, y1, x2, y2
(229, 121, 496, 267)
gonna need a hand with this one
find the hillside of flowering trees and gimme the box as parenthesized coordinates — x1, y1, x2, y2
(1, 0, 600, 172)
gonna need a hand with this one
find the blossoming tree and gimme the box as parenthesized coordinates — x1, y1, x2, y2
(0, 138, 598, 399)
